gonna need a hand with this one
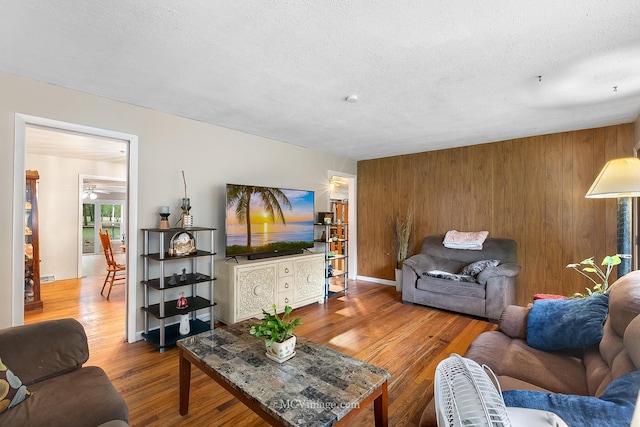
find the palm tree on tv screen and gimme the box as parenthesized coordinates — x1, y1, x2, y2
(227, 185, 292, 249)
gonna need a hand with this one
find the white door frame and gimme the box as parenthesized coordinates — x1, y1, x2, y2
(13, 114, 139, 343)
(328, 170, 357, 279)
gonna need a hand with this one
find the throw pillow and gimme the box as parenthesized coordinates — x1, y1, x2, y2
(460, 259, 500, 276)
(0, 357, 31, 413)
(424, 270, 477, 283)
(502, 370, 640, 427)
(526, 293, 609, 351)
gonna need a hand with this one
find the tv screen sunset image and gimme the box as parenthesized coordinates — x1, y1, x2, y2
(225, 184, 315, 257)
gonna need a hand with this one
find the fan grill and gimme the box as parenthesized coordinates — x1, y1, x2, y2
(435, 354, 511, 427)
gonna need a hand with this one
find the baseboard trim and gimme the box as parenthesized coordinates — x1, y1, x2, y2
(356, 275, 396, 287)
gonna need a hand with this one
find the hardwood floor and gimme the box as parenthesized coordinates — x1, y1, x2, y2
(25, 274, 496, 426)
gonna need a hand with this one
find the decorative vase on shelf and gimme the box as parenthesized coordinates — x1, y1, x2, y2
(159, 206, 170, 229)
(180, 197, 193, 228)
(181, 214, 193, 228)
(179, 314, 190, 335)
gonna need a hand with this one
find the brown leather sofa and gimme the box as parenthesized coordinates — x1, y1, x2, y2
(420, 270, 640, 426)
(0, 318, 129, 427)
(402, 235, 520, 320)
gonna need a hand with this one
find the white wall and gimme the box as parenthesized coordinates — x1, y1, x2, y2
(26, 153, 126, 280)
(0, 71, 357, 329)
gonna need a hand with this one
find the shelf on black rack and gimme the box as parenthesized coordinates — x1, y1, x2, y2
(142, 319, 211, 350)
(142, 273, 215, 290)
(142, 296, 216, 319)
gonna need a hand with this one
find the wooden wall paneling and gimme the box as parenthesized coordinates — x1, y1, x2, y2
(559, 132, 576, 295)
(375, 157, 395, 278)
(523, 136, 546, 299)
(433, 149, 453, 237)
(446, 147, 465, 231)
(466, 143, 493, 232)
(411, 152, 432, 257)
(574, 130, 597, 277)
(357, 159, 379, 278)
(543, 134, 563, 295)
(507, 139, 529, 303)
(490, 142, 504, 238)
(491, 140, 512, 240)
(356, 124, 634, 305)
(567, 130, 598, 295)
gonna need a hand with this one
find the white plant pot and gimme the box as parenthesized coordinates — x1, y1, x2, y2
(395, 268, 403, 292)
(265, 335, 296, 363)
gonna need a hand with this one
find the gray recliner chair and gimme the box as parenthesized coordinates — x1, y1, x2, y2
(402, 235, 520, 320)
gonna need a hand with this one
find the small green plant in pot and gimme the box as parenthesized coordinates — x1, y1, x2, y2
(250, 304, 301, 362)
(566, 254, 623, 298)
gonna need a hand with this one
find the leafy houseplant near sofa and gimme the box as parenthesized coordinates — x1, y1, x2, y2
(249, 304, 301, 363)
(566, 254, 623, 298)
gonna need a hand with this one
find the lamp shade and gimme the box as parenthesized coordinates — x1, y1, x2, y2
(585, 157, 640, 198)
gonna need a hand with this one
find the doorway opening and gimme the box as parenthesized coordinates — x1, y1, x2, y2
(13, 114, 138, 343)
(328, 171, 357, 280)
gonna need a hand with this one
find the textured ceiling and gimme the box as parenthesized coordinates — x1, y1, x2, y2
(2, 1, 640, 161)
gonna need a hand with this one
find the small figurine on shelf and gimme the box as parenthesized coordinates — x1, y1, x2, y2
(180, 268, 187, 282)
(24, 272, 34, 302)
(168, 273, 178, 285)
(176, 291, 188, 309)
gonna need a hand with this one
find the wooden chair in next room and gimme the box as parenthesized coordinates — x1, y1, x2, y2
(99, 228, 126, 299)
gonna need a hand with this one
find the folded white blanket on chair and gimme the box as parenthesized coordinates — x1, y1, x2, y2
(443, 230, 488, 250)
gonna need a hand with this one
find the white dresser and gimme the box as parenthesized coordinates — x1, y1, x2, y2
(215, 252, 325, 324)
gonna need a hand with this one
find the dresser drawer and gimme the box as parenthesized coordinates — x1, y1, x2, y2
(278, 261, 293, 277)
(277, 290, 294, 308)
(278, 276, 293, 293)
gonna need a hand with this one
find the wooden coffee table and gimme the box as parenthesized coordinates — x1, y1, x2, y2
(177, 320, 391, 426)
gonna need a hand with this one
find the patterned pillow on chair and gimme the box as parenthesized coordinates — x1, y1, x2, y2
(0, 357, 31, 413)
(460, 259, 500, 276)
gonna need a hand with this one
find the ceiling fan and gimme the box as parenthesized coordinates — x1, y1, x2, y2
(82, 185, 110, 200)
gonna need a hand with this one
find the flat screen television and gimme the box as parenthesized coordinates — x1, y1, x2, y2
(225, 183, 315, 259)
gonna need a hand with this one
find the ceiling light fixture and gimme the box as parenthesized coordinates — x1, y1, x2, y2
(345, 94, 358, 103)
(83, 186, 98, 200)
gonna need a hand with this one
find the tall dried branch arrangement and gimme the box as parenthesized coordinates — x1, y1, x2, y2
(394, 199, 415, 269)
(181, 170, 188, 199)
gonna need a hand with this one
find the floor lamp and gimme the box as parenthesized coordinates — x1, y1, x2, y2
(585, 157, 640, 278)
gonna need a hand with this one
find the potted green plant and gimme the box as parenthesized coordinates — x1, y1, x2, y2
(249, 304, 302, 362)
(566, 254, 623, 298)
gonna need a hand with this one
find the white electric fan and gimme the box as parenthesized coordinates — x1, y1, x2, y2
(434, 353, 511, 427)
